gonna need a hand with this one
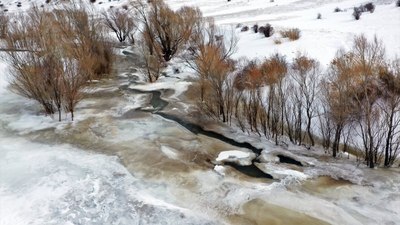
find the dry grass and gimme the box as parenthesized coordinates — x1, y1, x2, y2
(0, 11, 7, 38)
(274, 38, 282, 45)
(280, 28, 301, 41)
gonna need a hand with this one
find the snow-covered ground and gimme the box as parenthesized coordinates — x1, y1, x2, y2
(167, 0, 400, 66)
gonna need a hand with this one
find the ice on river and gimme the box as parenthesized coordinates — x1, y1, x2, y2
(0, 135, 217, 225)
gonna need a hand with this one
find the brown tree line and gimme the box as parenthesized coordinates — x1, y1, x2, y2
(192, 32, 400, 168)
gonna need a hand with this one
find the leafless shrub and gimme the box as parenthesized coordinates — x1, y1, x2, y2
(364, 3, 375, 13)
(259, 23, 273, 38)
(334, 7, 342, 12)
(4, 5, 112, 121)
(187, 18, 238, 123)
(137, 38, 164, 82)
(240, 26, 249, 32)
(280, 28, 300, 40)
(274, 38, 282, 45)
(252, 24, 258, 33)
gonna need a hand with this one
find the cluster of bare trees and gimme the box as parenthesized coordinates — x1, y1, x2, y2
(323, 35, 400, 167)
(101, 0, 202, 82)
(3, 5, 113, 121)
(192, 31, 400, 167)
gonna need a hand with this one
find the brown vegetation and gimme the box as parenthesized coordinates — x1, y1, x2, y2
(4, 5, 113, 121)
(324, 35, 399, 167)
(134, 0, 201, 62)
(0, 10, 7, 38)
(280, 28, 301, 41)
(191, 31, 399, 167)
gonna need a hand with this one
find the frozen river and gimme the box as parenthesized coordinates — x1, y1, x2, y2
(1, 55, 400, 225)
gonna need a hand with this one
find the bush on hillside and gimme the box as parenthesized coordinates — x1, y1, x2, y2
(353, 7, 362, 20)
(253, 24, 258, 33)
(262, 23, 274, 38)
(334, 7, 342, 12)
(364, 2, 375, 13)
(280, 28, 300, 40)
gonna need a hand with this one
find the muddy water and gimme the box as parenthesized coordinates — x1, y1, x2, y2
(230, 199, 330, 225)
(301, 176, 353, 194)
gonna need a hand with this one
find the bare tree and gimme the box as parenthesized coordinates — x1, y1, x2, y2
(291, 54, 320, 146)
(185, 17, 238, 122)
(379, 59, 400, 166)
(137, 38, 164, 82)
(102, 7, 137, 42)
(134, 0, 201, 62)
(326, 35, 386, 167)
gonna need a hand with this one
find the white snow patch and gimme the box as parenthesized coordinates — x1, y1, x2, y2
(216, 149, 256, 166)
(255, 163, 308, 181)
(0, 61, 9, 94)
(129, 81, 191, 100)
(213, 165, 226, 176)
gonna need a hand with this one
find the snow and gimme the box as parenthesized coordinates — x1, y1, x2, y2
(0, 61, 8, 94)
(213, 165, 226, 176)
(167, 0, 400, 66)
(215, 149, 256, 166)
(216, 150, 250, 161)
(129, 80, 191, 100)
(255, 163, 309, 180)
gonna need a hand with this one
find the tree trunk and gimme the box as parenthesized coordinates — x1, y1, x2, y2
(306, 108, 314, 146)
(332, 124, 342, 158)
(384, 111, 394, 167)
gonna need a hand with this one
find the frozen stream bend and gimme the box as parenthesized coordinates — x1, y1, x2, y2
(1, 53, 400, 225)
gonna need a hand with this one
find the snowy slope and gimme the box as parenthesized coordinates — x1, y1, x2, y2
(167, 0, 400, 65)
